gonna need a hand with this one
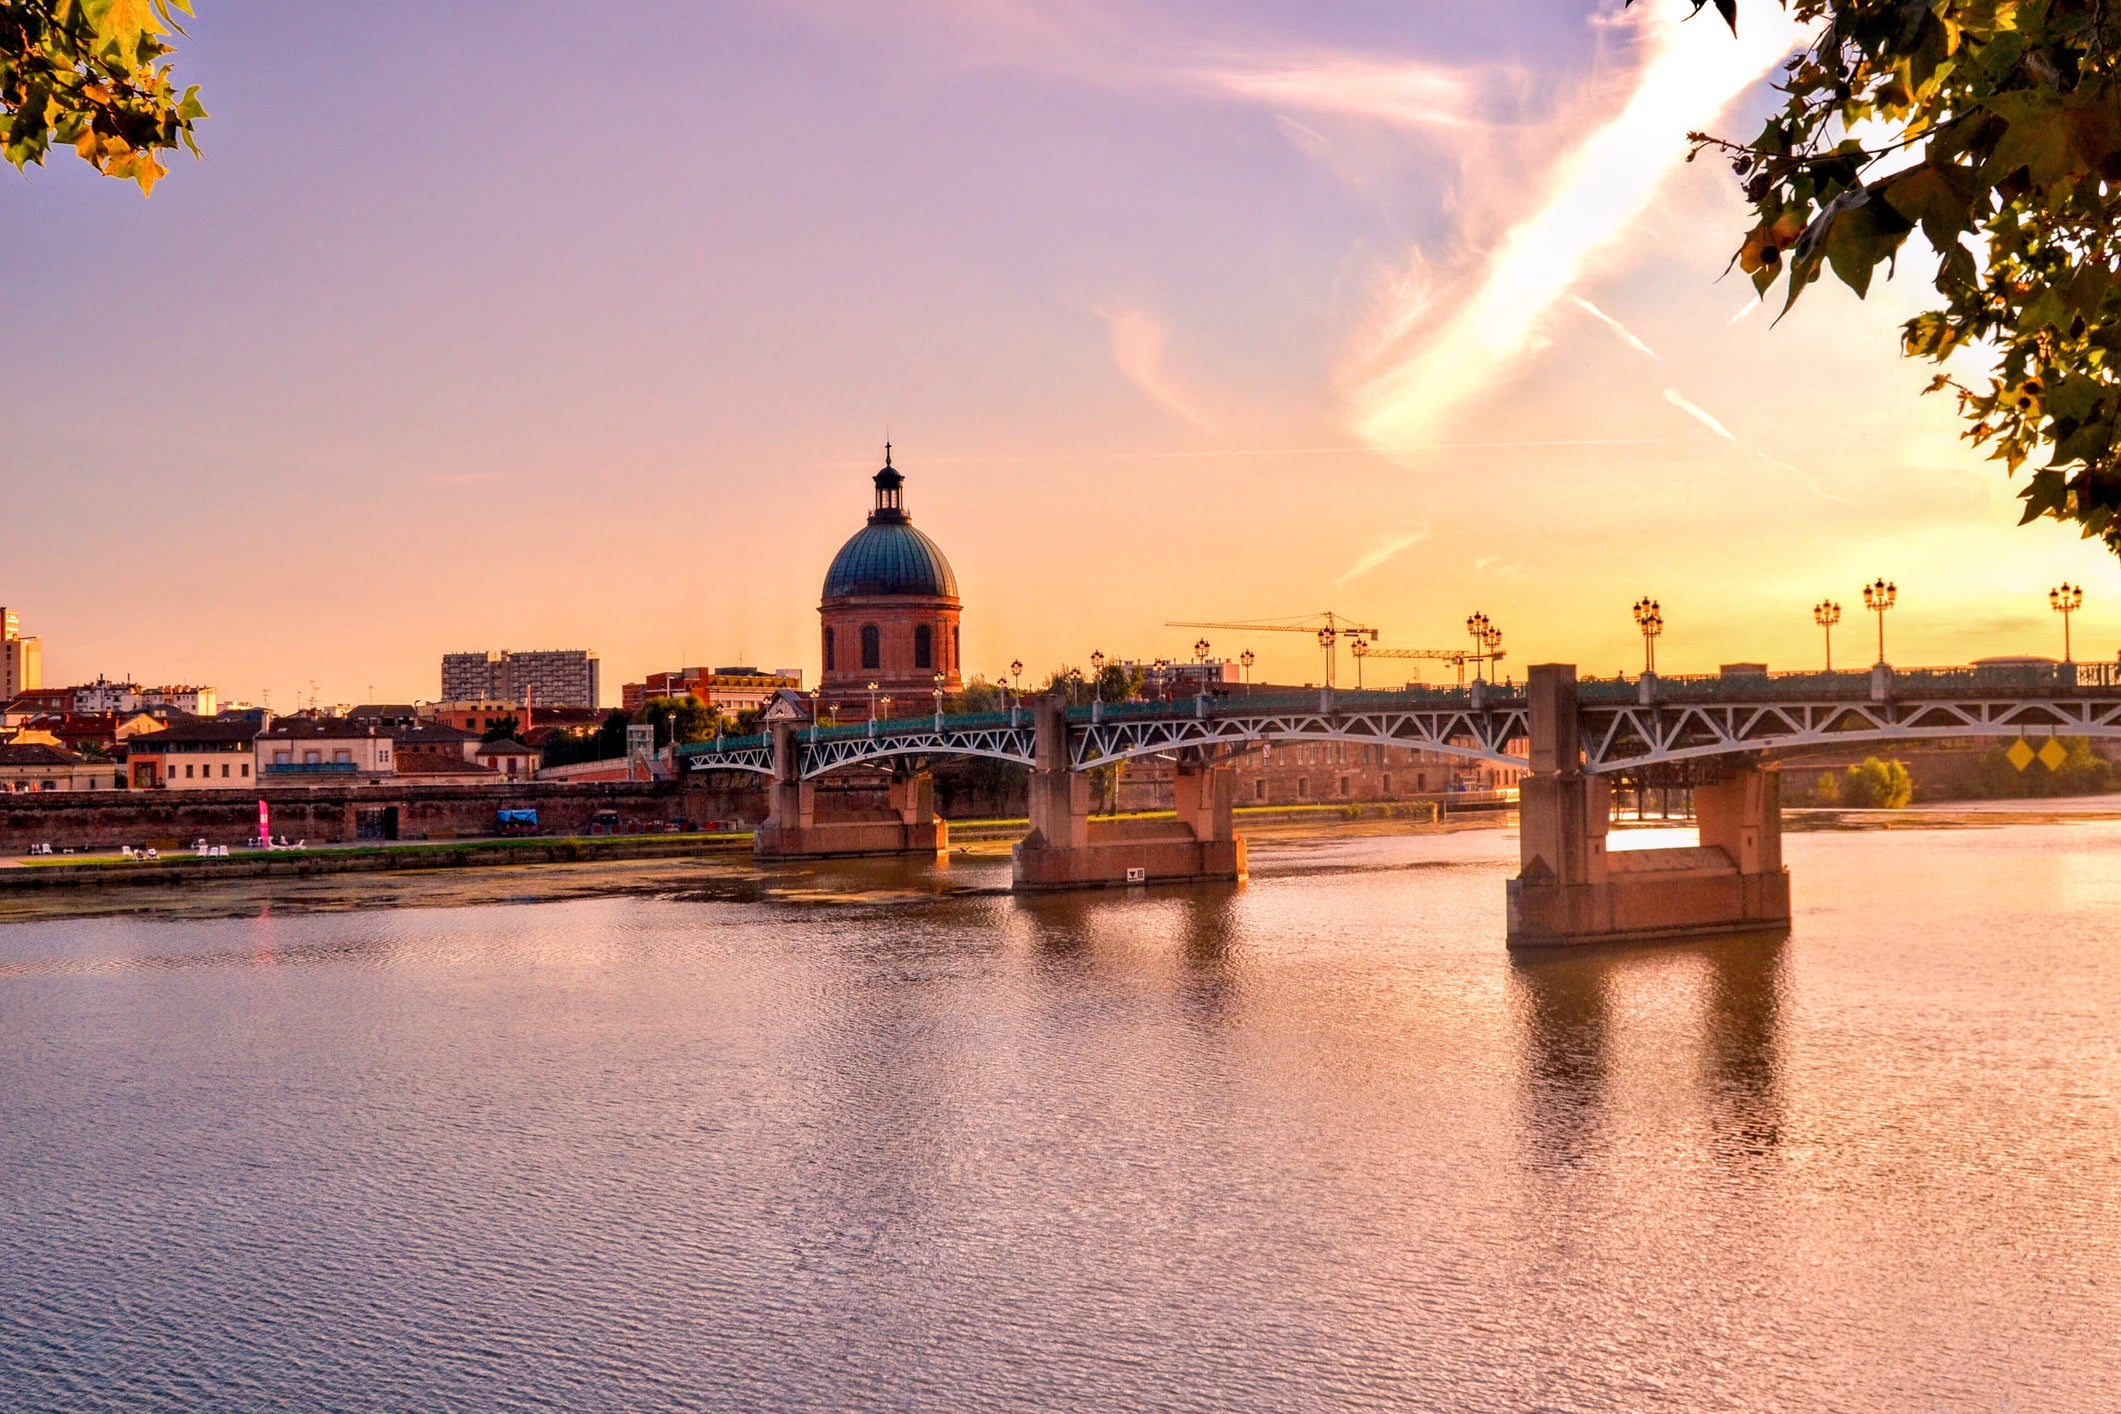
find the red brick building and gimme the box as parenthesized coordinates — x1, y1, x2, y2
(818, 448, 962, 719)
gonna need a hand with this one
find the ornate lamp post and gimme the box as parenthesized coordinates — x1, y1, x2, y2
(866, 680, 880, 721)
(1240, 649, 1255, 694)
(933, 672, 945, 728)
(1089, 650, 1106, 702)
(1631, 597, 1663, 675)
(1863, 578, 1897, 665)
(808, 687, 821, 742)
(1009, 659, 1024, 705)
(1466, 613, 1492, 682)
(2051, 582, 2084, 662)
(1350, 636, 1368, 689)
(1153, 657, 1171, 700)
(1813, 600, 1842, 671)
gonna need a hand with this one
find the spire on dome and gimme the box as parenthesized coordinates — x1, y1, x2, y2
(871, 442, 906, 520)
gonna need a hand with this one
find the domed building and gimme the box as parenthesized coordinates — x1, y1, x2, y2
(819, 447, 962, 717)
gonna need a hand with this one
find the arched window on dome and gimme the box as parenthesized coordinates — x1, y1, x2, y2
(824, 627, 835, 673)
(861, 624, 880, 670)
(914, 625, 932, 671)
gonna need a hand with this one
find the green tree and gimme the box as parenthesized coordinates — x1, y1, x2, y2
(480, 714, 519, 744)
(1645, 0, 2121, 553)
(1843, 755, 1914, 808)
(1973, 735, 2116, 796)
(595, 708, 631, 759)
(3, 1, 206, 192)
(638, 694, 721, 749)
(1813, 767, 1843, 805)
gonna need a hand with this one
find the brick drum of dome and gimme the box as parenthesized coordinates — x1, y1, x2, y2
(818, 447, 962, 719)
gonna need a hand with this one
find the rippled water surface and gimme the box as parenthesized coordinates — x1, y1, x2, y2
(4, 822, 2119, 1412)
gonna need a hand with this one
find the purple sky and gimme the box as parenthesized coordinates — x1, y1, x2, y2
(3, 1, 2113, 706)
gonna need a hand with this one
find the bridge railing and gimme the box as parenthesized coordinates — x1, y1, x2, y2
(1579, 661, 2121, 703)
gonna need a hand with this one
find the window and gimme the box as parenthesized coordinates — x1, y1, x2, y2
(1254, 779, 1266, 801)
(1338, 775, 1349, 797)
(274, 751, 291, 765)
(185, 763, 194, 778)
(952, 625, 960, 670)
(304, 750, 322, 765)
(333, 749, 352, 764)
(1297, 777, 1309, 799)
(824, 627, 836, 672)
(1383, 773, 1392, 794)
(241, 764, 250, 778)
(861, 624, 880, 670)
(914, 625, 932, 670)
(220, 763, 230, 777)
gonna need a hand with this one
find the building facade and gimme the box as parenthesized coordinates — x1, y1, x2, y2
(818, 449, 962, 718)
(125, 718, 262, 790)
(441, 649, 600, 708)
(2, 607, 42, 701)
(0, 742, 114, 793)
(256, 718, 396, 783)
(620, 666, 804, 715)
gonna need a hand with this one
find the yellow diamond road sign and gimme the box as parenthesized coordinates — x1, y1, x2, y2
(2038, 737, 2069, 771)
(2007, 739, 2035, 771)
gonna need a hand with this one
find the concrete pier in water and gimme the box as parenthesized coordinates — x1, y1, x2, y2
(752, 722, 947, 861)
(1507, 664, 1790, 947)
(1012, 697, 1246, 890)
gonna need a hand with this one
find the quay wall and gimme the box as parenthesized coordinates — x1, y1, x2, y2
(1, 781, 767, 852)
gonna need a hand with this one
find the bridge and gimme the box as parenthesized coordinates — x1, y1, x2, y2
(678, 660, 2121, 946)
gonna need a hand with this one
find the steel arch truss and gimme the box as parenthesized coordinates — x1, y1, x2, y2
(679, 742, 775, 777)
(796, 723, 1036, 780)
(1579, 695, 2121, 773)
(1072, 704, 1531, 771)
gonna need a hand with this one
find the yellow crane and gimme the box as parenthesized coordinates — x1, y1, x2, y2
(1164, 612, 1379, 689)
(1348, 641, 1505, 689)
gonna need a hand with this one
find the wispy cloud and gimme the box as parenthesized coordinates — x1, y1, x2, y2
(1347, 6, 1806, 448)
(1336, 522, 1431, 585)
(1662, 387, 1736, 440)
(1192, 53, 1481, 129)
(1094, 306, 1210, 429)
(1570, 296, 1660, 360)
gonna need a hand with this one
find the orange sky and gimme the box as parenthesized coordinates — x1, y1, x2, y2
(2, 0, 2114, 706)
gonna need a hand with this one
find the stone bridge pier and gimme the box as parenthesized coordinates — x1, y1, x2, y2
(1012, 696, 1246, 890)
(1508, 664, 1789, 947)
(752, 722, 947, 861)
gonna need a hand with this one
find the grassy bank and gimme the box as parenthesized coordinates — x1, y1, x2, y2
(0, 833, 753, 893)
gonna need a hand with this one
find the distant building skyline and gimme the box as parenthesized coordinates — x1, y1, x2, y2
(441, 649, 600, 710)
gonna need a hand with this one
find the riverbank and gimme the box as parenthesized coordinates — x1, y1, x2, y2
(0, 832, 752, 894)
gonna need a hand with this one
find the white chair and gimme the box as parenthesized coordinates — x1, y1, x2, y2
(121, 846, 135, 860)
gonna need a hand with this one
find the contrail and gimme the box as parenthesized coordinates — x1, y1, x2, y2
(1568, 297, 1660, 360)
(1663, 387, 1737, 441)
(1337, 524, 1432, 586)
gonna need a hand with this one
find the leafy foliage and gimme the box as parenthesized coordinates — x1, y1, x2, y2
(1641, 0, 2121, 554)
(1842, 755, 1915, 807)
(1, 0, 206, 192)
(638, 694, 723, 749)
(1812, 767, 1844, 803)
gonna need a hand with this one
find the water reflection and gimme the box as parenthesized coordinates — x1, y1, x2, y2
(1511, 931, 1788, 1172)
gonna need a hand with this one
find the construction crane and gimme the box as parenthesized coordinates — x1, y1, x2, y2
(1347, 640, 1507, 689)
(1164, 612, 1379, 689)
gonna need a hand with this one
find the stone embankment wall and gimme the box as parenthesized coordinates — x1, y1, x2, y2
(0, 781, 767, 852)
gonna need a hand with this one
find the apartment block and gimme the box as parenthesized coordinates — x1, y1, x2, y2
(442, 649, 600, 708)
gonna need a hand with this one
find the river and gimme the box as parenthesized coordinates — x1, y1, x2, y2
(2, 818, 2117, 1411)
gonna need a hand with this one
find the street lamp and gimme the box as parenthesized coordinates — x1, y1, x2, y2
(1153, 657, 1171, 700)
(933, 672, 945, 728)
(1089, 650, 1105, 702)
(1239, 649, 1255, 694)
(1863, 578, 1897, 665)
(808, 687, 821, 742)
(1813, 600, 1842, 672)
(2051, 582, 2084, 662)
(1466, 613, 1492, 682)
(1350, 637, 1368, 689)
(866, 680, 879, 721)
(1009, 659, 1024, 704)
(1632, 597, 1663, 675)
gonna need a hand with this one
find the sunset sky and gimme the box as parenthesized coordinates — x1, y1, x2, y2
(4, 0, 2117, 706)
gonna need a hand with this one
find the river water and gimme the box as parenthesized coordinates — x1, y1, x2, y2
(2, 820, 2117, 1412)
